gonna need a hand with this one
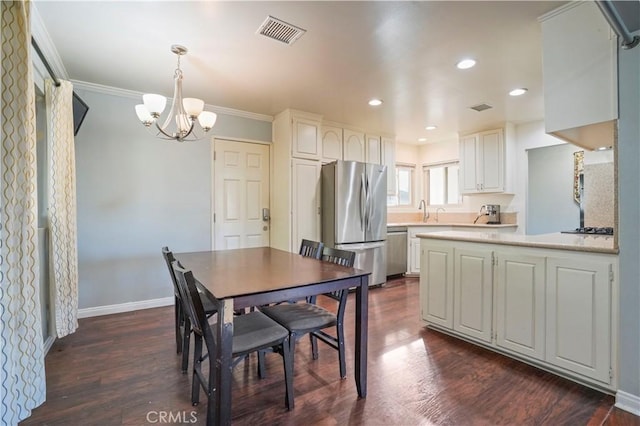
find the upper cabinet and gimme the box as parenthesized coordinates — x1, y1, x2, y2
(365, 134, 381, 164)
(539, 2, 618, 150)
(343, 129, 365, 162)
(292, 115, 322, 160)
(382, 136, 396, 194)
(460, 129, 504, 194)
(321, 126, 343, 163)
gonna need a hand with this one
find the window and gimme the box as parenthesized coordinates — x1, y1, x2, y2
(387, 165, 414, 207)
(424, 162, 460, 206)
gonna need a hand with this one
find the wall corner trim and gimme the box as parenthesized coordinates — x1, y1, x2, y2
(77, 297, 174, 319)
(615, 390, 640, 416)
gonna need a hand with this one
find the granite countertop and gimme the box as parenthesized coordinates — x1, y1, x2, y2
(416, 230, 618, 254)
(388, 222, 518, 228)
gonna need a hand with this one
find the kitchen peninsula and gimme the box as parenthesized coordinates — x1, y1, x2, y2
(418, 230, 618, 393)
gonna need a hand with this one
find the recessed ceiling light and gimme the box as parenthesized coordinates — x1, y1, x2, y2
(456, 59, 476, 70)
(368, 99, 383, 106)
(425, 125, 437, 131)
(418, 137, 427, 142)
(509, 88, 528, 96)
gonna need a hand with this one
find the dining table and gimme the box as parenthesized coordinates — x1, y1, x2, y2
(175, 246, 370, 425)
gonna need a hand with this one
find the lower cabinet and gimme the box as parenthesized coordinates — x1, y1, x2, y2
(420, 244, 453, 328)
(495, 252, 546, 360)
(419, 238, 617, 390)
(545, 256, 612, 383)
(453, 249, 493, 343)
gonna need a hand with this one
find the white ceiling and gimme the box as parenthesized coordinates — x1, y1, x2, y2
(33, 1, 567, 144)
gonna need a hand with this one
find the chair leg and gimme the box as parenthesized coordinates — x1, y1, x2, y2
(175, 296, 182, 354)
(289, 333, 297, 372)
(191, 335, 203, 406)
(282, 336, 295, 410)
(337, 323, 346, 379)
(310, 333, 319, 360)
(181, 317, 191, 374)
(257, 351, 267, 379)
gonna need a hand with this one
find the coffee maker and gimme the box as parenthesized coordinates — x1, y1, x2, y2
(484, 204, 501, 224)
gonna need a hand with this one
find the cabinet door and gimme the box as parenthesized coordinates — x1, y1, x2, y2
(343, 129, 365, 162)
(409, 238, 421, 274)
(291, 159, 321, 249)
(454, 248, 493, 343)
(420, 241, 454, 329)
(495, 252, 546, 360)
(459, 135, 479, 193)
(365, 134, 381, 164)
(322, 126, 343, 162)
(382, 137, 396, 194)
(478, 130, 504, 192)
(545, 257, 611, 383)
(292, 117, 321, 160)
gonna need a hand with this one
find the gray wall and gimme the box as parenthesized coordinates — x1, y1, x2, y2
(616, 30, 640, 402)
(73, 87, 271, 309)
(527, 143, 580, 234)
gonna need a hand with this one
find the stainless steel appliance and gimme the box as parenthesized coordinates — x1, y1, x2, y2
(321, 161, 387, 286)
(485, 204, 501, 224)
(561, 226, 614, 235)
(386, 226, 407, 277)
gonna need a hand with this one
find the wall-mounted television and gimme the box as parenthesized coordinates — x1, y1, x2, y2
(72, 92, 89, 136)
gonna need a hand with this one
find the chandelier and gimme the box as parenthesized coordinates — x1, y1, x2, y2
(135, 45, 217, 142)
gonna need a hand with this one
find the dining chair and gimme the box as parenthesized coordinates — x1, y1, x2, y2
(299, 239, 324, 259)
(260, 246, 355, 379)
(172, 261, 295, 420)
(162, 246, 218, 373)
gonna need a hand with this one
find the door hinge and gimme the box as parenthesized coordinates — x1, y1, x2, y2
(491, 253, 496, 266)
(609, 269, 614, 283)
(213, 213, 216, 223)
(609, 367, 614, 380)
(214, 151, 216, 161)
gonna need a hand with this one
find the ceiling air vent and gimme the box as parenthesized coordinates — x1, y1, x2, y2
(257, 15, 306, 45)
(470, 103, 493, 112)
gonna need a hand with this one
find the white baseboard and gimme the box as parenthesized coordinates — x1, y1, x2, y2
(615, 390, 640, 416)
(43, 335, 56, 355)
(77, 297, 173, 319)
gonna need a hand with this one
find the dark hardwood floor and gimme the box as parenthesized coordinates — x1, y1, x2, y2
(21, 277, 639, 425)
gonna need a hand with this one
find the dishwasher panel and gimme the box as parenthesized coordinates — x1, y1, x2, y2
(386, 226, 407, 277)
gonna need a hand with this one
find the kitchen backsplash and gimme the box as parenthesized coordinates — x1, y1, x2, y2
(388, 211, 517, 225)
(583, 161, 615, 228)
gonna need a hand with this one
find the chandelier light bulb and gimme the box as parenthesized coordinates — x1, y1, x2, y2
(183, 98, 204, 117)
(142, 94, 167, 116)
(135, 104, 154, 126)
(198, 111, 218, 131)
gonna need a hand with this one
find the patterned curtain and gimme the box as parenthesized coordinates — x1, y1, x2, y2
(45, 79, 78, 338)
(0, 0, 47, 424)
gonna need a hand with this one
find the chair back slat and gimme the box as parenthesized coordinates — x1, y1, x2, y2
(321, 247, 356, 301)
(162, 247, 181, 298)
(299, 239, 324, 260)
(172, 261, 214, 339)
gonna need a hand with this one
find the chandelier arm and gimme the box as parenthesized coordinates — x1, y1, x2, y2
(153, 120, 178, 139)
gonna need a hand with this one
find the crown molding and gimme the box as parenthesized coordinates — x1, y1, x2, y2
(30, 3, 68, 80)
(71, 80, 273, 123)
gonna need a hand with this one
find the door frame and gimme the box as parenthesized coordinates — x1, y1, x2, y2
(210, 137, 272, 250)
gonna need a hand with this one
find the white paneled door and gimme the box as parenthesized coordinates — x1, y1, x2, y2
(213, 139, 270, 250)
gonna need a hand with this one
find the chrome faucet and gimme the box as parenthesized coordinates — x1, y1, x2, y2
(418, 199, 429, 222)
(435, 207, 445, 223)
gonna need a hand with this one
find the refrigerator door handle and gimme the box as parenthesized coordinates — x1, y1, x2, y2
(360, 174, 367, 231)
(365, 173, 372, 231)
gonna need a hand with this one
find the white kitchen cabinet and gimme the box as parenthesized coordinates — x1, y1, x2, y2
(365, 134, 381, 164)
(545, 255, 613, 384)
(382, 136, 396, 194)
(343, 129, 365, 162)
(453, 248, 493, 343)
(420, 240, 454, 329)
(459, 129, 504, 194)
(321, 125, 343, 163)
(291, 158, 322, 248)
(408, 226, 452, 275)
(495, 252, 546, 360)
(292, 115, 322, 160)
(272, 109, 323, 252)
(539, 2, 617, 150)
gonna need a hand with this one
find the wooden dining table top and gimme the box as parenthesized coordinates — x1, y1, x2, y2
(176, 247, 369, 299)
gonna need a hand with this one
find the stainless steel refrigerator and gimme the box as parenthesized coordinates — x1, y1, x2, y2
(321, 160, 387, 286)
